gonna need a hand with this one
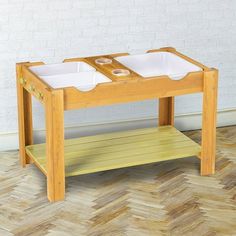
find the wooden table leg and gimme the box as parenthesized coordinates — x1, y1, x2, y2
(159, 97, 175, 126)
(45, 89, 65, 202)
(201, 69, 218, 175)
(16, 63, 33, 167)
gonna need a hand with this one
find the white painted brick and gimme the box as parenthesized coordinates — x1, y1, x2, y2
(73, 1, 96, 9)
(0, 0, 235, 137)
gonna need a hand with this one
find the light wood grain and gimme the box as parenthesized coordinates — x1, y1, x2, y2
(21, 63, 53, 104)
(64, 71, 203, 110)
(16, 63, 33, 167)
(45, 89, 65, 202)
(26, 126, 200, 177)
(16, 47, 217, 203)
(201, 69, 218, 175)
(84, 55, 140, 82)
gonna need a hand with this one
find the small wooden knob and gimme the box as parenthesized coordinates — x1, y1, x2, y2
(36, 91, 44, 100)
(29, 84, 35, 92)
(20, 78, 27, 85)
(39, 93, 44, 100)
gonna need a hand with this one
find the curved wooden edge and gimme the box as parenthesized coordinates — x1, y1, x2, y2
(63, 71, 204, 110)
(144, 70, 203, 82)
(65, 70, 204, 90)
(63, 70, 203, 90)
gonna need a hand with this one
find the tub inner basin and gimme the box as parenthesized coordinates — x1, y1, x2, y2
(115, 52, 202, 80)
(30, 62, 96, 76)
(29, 62, 111, 91)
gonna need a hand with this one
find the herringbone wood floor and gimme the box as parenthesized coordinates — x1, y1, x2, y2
(0, 126, 235, 236)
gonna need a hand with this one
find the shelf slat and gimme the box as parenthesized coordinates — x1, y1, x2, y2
(26, 126, 201, 177)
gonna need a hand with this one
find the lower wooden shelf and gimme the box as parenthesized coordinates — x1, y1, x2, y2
(26, 126, 201, 177)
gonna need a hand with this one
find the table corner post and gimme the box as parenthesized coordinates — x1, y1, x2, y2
(16, 63, 33, 167)
(201, 68, 218, 175)
(45, 89, 65, 202)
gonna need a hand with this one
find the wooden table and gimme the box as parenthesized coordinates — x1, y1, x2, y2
(16, 47, 218, 202)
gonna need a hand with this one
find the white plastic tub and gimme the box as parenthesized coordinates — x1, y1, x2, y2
(29, 62, 111, 91)
(30, 62, 96, 76)
(115, 52, 202, 80)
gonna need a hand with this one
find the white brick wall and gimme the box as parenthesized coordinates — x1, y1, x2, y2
(0, 0, 236, 136)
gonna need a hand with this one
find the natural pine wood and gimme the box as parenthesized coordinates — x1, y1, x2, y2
(159, 97, 175, 126)
(16, 47, 218, 202)
(45, 89, 65, 202)
(21, 62, 52, 105)
(84, 55, 140, 81)
(64, 53, 140, 82)
(201, 69, 218, 175)
(0, 126, 235, 235)
(16, 63, 33, 166)
(26, 126, 201, 177)
(63, 71, 203, 110)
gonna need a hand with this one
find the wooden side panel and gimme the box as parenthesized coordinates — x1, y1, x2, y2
(21, 64, 52, 105)
(201, 69, 218, 175)
(16, 63, 33, 166)
(64, 71, 203, 110)
(159, 97, 175, 126)
(45, 89, 65, 202)
(22, 63, 52, 91)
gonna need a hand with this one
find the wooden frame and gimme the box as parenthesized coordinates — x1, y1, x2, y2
(16, 47, 218, 202)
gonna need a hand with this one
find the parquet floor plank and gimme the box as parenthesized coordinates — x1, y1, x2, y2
(0, 126, 235, 235)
